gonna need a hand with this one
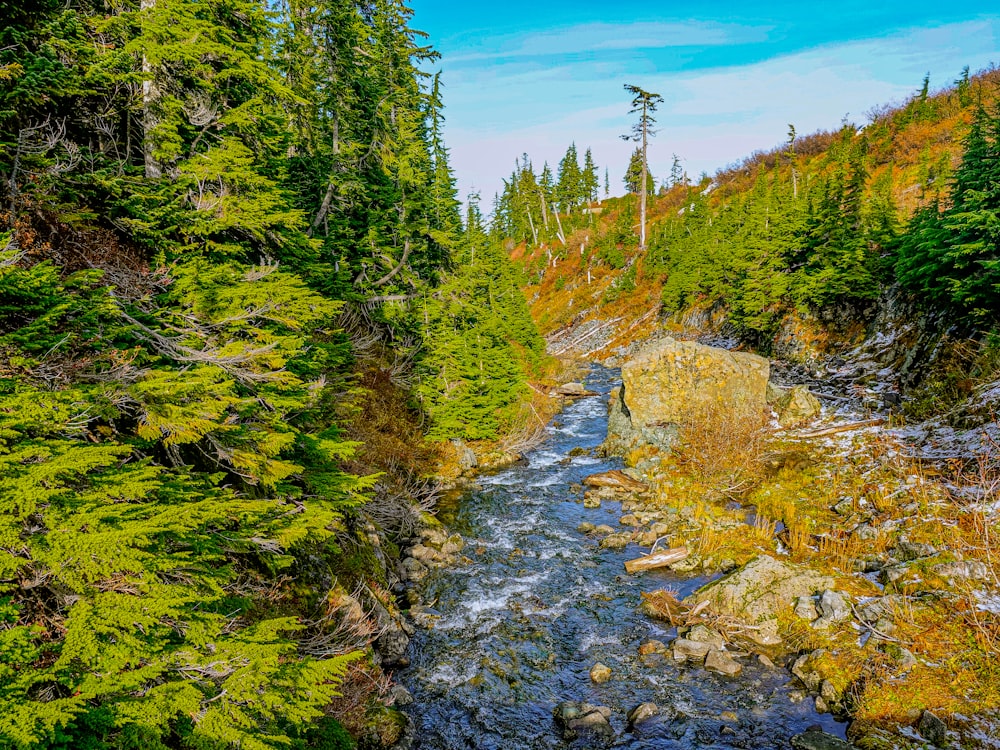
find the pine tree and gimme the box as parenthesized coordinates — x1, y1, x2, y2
(622, 84, 662, 249)
(582, 147, 600, 203)
(556, 142, 583, 213)
(624, 148, 655, 195)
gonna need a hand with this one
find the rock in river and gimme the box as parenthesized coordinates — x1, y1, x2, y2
(553, 701, 614, 742)
(627, 702, 659, 728)
(589, 662, 612, 683)
(704, 648, 742, 677)
(790, 729, 856, 750)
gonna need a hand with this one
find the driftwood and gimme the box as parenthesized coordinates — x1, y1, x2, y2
(797, 418, 886, 439)
(625, 546, 689, 574)
(582, 470, 647, 491)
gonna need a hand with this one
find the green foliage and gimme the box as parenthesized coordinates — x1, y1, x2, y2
(647, 126, 895, 332)
(416, 199, 545, 441)
(0, 252, 370, 748)
(624, 148, 655, 195)
(594, 199, 638, 269)
(896, 104, 1000, 320)
(0, 0, 496, 744)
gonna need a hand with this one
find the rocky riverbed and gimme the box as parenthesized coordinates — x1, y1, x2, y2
(395, 365, 848, 749)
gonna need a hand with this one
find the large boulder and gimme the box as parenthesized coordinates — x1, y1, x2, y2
(683, 555, 834, 624)
(603, 337, 770, 456)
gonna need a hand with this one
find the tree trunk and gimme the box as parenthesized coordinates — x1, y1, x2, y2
(141, 0, 162, 179)
(639, 101, 648, 249)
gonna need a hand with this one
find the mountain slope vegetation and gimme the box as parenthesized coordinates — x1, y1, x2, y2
(513, 67, 1000, 362)
(0, 1, 544, 747)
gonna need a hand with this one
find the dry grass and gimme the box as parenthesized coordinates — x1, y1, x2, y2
(673, 398, 772, 499)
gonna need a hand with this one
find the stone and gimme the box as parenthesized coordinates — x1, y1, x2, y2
(638, 639, 669, 656)
(933, 560, 990, 583)
(790, 729, 855, 750)
(599, 533, 631, 551)
(400, 556, 429, 582)
(758, 654, 776, 669)
(603, 337, 770, 457)
(794, 596, 819, 621)
(685, 624, 726, 649)
(553, 382, 594, 396)
(777, 385, 822, 426)
(589, 662, 612, 684)
(627, 702, 658, 728)
(814, 589, 852, 628)
(814, 696, 829, 714)
(832, 498, 855, 516)
(649, 521, 673, 537)
(896, 538, 937, 561)
(704, 648, 742, 677)
(583, 494, 602, 509)
(583, 470, 648, 491)
(683, 555, 834, 624)
(766, 381, 788, 405)
(883, 643, 917, 670)
(591, 524, 616, 536)
(388, 684, 413, 706)
(918, 710, 947, 746)
(620, 514, 639, 526)
(820, 679, 840, 703)
(553, 701, 614, 742)
(440, 534, 465, 554)
(880, 564, 909, 585)
(791, 653, 823, 692)
(407, 544, 447, 564)
(452, 439, 477, 472)
(377, 626, 410, 666)
(855, 595, 903, 623)
(577, 522, 596, 534)
(672, 638, 711, 662)
(744, 618, 783, 648)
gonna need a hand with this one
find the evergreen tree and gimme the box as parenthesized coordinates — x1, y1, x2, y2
(556, 142, 583, 213)
(624, 148, 655, 195)
(897, 103, 1000, 318)
(622, 84, 662, 248)
(582, 147, 600, 203)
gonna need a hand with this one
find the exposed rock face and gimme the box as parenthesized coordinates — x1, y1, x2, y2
(603, 337, 770, 456)
(683, 555, 834, 623)
(452, 439, 477, 472)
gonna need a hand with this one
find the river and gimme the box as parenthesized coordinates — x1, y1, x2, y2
(400, 366, 847, 748)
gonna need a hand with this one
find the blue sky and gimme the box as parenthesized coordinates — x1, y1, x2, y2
(408, 1, 1000, 207)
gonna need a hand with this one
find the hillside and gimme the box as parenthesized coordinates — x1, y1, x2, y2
(514, 66, 1000, 380)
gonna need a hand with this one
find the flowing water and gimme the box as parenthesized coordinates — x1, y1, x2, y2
(401, 366, 847, 749)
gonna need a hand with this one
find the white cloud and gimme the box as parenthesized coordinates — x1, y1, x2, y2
(441, 18, 1000, 207)
(445, 20, 771, 64)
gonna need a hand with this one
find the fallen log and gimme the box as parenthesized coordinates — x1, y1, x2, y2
(625, 546, 689, 575)
(797, 418, 886, 439)
(582, 470, 648, 491)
